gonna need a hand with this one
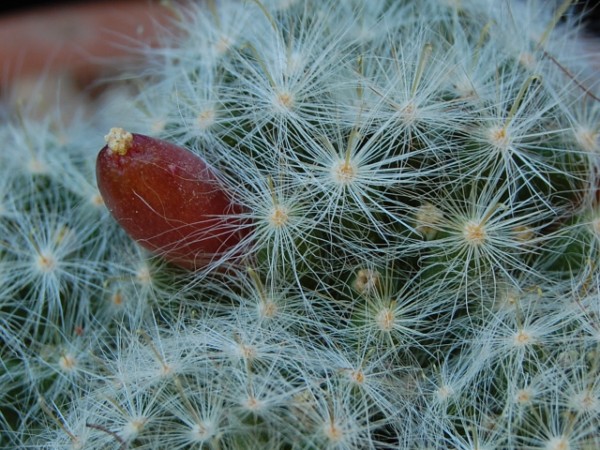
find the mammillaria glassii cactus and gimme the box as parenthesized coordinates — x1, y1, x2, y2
(1, 1, 600, 448)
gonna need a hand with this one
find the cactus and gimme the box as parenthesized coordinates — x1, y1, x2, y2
(2, 0, 600, 448)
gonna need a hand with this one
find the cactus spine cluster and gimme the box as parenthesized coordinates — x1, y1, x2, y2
(1, 1, 600, 448)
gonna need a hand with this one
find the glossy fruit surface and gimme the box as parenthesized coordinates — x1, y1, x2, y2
(96, 128, 245, 269)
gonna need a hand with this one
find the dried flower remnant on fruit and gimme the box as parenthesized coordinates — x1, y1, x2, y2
(104, 127, 133, 155)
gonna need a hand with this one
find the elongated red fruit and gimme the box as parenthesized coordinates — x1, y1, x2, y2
(96, 127, 246, 270)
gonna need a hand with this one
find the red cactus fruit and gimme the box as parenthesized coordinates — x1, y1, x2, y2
(96, 127, 246, 270)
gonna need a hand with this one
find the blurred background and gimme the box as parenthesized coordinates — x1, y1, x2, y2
(0, 0, 176, 79)
(0, 0, 597, 116)
(0, 0, 177, 116)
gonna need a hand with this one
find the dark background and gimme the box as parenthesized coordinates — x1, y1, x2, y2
(573, 0, 600, 34)
(0, 0, 117, 13)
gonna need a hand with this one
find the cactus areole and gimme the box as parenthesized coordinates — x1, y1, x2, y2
(96, 128, 245, 270)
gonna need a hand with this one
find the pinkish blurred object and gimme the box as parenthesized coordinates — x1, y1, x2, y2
(0, 0, 176, 92)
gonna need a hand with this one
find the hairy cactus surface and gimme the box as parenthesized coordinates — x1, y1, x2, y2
(1, 1, 600, 448)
